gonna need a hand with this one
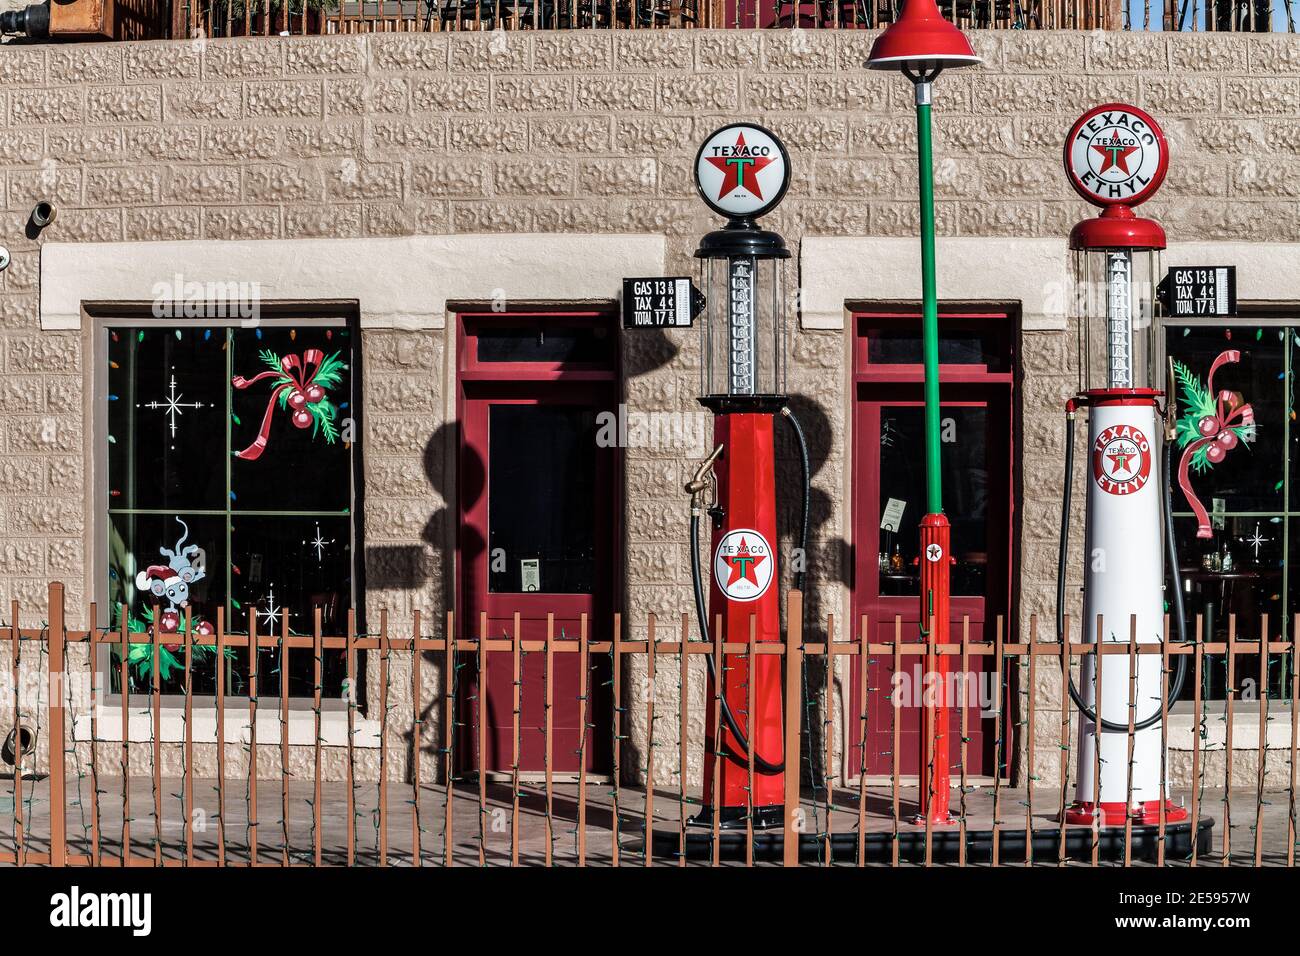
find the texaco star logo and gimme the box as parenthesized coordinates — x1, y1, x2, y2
(694, 124, 790, 219)
(1092, 423, 1153, 496)
(925, 543, 944, 563)
(1064, 104, 1167, 208)
(713, 528, 775, 603)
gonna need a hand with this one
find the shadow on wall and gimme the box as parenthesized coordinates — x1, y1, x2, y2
(778, 392, 851, 788)
(362, 424, 474, 778)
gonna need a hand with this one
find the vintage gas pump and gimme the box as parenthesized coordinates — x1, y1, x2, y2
(686, 123, 809, 829)
(1059, 104, 1190, 826)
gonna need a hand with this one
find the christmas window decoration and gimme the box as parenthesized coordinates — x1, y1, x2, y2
(104, 321, 356, 699)
(1164, 324, 1292, 701)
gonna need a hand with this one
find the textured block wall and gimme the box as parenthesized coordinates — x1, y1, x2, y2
(0, 29, 1297, 786)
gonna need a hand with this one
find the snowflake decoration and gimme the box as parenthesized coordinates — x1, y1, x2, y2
(139, 368, 205, 449)
(256, 583, 293, 633)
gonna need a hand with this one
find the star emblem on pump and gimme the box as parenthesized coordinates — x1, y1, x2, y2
(1091, 133, 1140, 175)
(706, 132, 775, 201)
(723, 536, 767, 586)
(1106, 446, 1135, 475)
(1093, 425, 1152, 496)
(713, 528, 774, 602)
(925, 543, 944, 562)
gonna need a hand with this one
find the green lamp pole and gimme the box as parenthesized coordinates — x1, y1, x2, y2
(916, 81, 943, 517)
(867, 0, 981, 825)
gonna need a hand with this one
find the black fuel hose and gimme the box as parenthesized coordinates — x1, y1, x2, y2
(1059, 406, 1189, 732)
(687, 405, 811, 775)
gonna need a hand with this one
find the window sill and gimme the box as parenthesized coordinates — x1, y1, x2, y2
(1166, 703, 1294, 750)
(72, 708, 382, 748)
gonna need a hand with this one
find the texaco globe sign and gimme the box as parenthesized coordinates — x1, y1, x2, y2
(694, 123, 791, 220)
(1064, 103, 1168, 208)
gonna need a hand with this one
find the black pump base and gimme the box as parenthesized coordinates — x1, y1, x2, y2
(688, 804, 784, 831)
(660, 818, 1214, 863)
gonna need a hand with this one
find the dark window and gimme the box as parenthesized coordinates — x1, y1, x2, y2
(487, 405, 598, 594)
(475, 325, 612, 364)
(868, 329, 1001, 367)
(877, 406, 989, 597)
(104, 321, 357, 699)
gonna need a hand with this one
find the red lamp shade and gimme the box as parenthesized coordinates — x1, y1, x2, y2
(866, 0, 981, 72)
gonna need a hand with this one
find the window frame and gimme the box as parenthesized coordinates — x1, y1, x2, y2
(1158, 301, 1297, 704)
(90, 304, 367, 712)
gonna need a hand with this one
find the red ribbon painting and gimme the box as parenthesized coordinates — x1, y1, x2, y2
(231, 348, 326, 461)
(1177, 349, 1255, 539)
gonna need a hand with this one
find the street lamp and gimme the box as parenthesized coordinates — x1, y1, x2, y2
(867, 0, 980, 826)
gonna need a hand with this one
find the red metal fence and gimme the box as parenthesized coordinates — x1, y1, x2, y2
(2, 583, 1298, 866)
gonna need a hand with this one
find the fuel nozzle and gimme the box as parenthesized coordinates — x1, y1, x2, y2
(685, 443, 723, 496)
(686, 443, 723, 520)
(1164, 357, 1178, 441)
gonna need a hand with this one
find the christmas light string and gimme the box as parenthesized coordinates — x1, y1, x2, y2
(24, 626, 49, 860)
(409, 615, 426, 869)
(444, 646, 465, 868)
(373, 618, 393, 865)
(607, 634, 626, 866)
(512, 626, 525, 866)
(7, 608, 23, 865)
(799, 641, 824, 864)
(470, 646, 485, 865)
(571, 627, 592, 865)
(820, 624, 834, 866)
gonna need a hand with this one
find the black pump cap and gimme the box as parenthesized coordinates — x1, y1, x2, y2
(694, 218, 790, 261)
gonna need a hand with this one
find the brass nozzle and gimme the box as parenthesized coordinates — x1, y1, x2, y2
(685, 443, 724, 496)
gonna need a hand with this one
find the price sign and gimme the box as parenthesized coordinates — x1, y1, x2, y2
(621, 277, 704, 329)
(1161, 266, 1237, 318)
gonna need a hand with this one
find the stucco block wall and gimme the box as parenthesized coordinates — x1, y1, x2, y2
(0, 29, 1297, 788)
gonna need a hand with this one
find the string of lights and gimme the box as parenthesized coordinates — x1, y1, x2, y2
(63, 623, 93, 860)
(7, 609, 23, 865)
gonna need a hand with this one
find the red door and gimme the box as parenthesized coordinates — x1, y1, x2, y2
(457, 310, 619, 774)
(849, 309, 1017, 780)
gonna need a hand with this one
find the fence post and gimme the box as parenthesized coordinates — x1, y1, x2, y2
(47, 581, 66, 867)
(783, 590, 803, 867)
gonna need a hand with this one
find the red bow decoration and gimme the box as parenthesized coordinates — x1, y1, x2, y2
(1176, 349, 1255, 539)
(231, 349, 327, 462)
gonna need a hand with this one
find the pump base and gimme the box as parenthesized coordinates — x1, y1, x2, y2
(909, 812, 958, 827)
(663, 817, 1213, 863)
(687, 804, 784, 831)
(1064, 800, 1190, 826)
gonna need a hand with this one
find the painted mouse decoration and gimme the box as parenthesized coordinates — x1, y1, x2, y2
(134, 518, 214, 640)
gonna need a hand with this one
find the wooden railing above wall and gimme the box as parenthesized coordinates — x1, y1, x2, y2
(181, 0, 1294, 38)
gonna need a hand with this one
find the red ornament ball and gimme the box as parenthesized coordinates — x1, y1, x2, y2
(304, 384, 325, 405)
(1206, 443, 1226, 464)
(292, 408, 312, 429)
(1198, 416, 1219, 437)
(287, 390, 307, 410)
(1217, 430, 1238, 451)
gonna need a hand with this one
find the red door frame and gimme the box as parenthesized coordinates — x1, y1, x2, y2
(455, 308, 622, 775)
(848, 306, 1019, 781)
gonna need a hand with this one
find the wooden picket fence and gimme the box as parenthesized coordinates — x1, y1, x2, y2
(2, 582, 1299, 866)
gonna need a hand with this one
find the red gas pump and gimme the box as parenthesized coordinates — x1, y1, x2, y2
(686, 123, 808, 830)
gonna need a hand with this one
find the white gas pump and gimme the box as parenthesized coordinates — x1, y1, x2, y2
(1059, 104, 1189, 827)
